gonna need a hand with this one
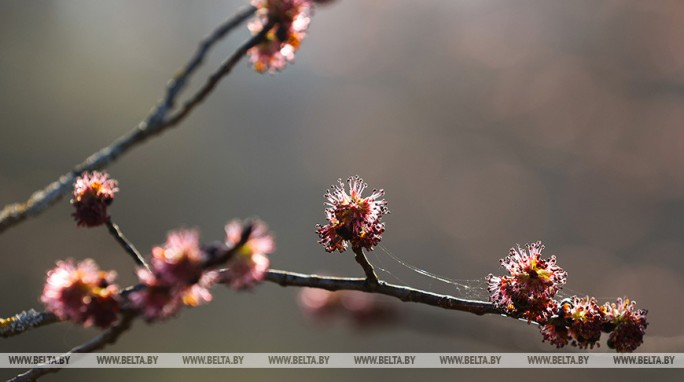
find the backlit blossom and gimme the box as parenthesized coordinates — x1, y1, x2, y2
(486, 242, 566, 322)
(181, 271, 218, 307)
(316, 176, 389, 253)
(71, 171, 119, 227)
(223, 253, 270, 290)
(225, 219, 275, 255)
(130, 229, 217, 321)
(150, 229, 204, 286)
(247, 32, 291, 73)
(41, 259, 120, 328)
(540, 323, 571, 348)
(562, 296, 604, 349)
(128, 269, 182, 322)
(222, 219, 275, 289)
(603, 298, 648, 353)
(247, 0, 313, 73)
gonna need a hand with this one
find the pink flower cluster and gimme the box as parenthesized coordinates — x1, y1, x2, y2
(130, 220, 276, 321)
(220, 219, 275, 290)
(316, 176, 389, 253)
(560, 296, 604, 349)
(247, 0, 313, 73)
(298, 287, 396, 328)
(71, 171, 118, 227)
(45, 176, 277, 325)
(486, 242, 566, 323)
(128, 229, 216, 322)
(41, 259, 120, 328)
(487, 242, 648, 352)
(604, 298, 649, 353)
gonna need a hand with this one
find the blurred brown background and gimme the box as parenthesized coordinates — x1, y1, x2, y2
(1, 0, 683, 381)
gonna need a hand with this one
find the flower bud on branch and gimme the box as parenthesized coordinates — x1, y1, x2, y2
(316, 176, 389, 253)
(487, 241, 648, 352)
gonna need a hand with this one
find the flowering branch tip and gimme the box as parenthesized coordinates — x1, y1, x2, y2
(487, 241, 648, 352)
(247, 0, 314, 73)
(316, 176, 389, 253)
(71, 171, 118, 228)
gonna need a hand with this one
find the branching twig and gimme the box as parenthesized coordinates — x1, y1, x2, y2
(9, 311, 137, 382)
(4, 268, 500, 380)
(3, 267, 500, 341)
(155, 5, 257, 123)
(165, 19, 275, 126)
(105, 219, 149, 270)
(0, 6, 259, 235)
(352, 247, 379, 286)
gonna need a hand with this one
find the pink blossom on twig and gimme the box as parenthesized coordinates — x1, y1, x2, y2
(316, 176, 389, 253)
(150, 229, 204, 287)
(41, 259, 120, 328)
(71, 171, 118, 227)
(486, 241, 566, 323)
(128, 269, 183, 322)
(603, 298, 649, 353)
(222, 219, 275, 289)
(247, 0, 313, 73)
(563, 296, 604, 349)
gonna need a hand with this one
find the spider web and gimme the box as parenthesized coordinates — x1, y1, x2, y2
(370, 245, 491, 302)
(370, 245, 615, 303)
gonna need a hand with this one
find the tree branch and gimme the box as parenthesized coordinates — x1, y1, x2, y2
(2, 268, 502, 380)
(9, 312, 137, 382)
(3, 267, 500, 341)
(352, 247, 379, 286)
(264, 269, 499, 316)
(0, 310, 59, 339)
(0, 5, 259, 235)
(164, 19, 275, 126)
(105, 219, 149, 271)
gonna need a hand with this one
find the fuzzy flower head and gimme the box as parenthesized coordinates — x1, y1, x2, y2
(130, 229, 218, 322)
(500, 242, 567, 298)
(222, 219, 275, 290)
(71, 171, 119, 227)
(150, 229, 205, 287)
(562, 296, 605, 349)
(41, 259, 120, 328)
(128, 269, 182, 322)
(540, 323, 571, 348)
(128, 269, 216, 322)
(486, 242, 567, 323)
(247, 0, 312, 73)
(181, 271, 218, 307)
(316, 176, 389, 253)
(603, 298, 648, 353)
(486, 242, 566, 322)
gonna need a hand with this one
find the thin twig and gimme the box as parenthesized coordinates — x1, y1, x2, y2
(0, 310, 59, 339)
(165, 19, 275, 126)
(352, 246, 379, 286)
(264, 269, 499, 316)
(9, 312, 137, 382)
(0, 6, 258, 235)
(154, 5, 258, 123)
(105, 219, 149, 270)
